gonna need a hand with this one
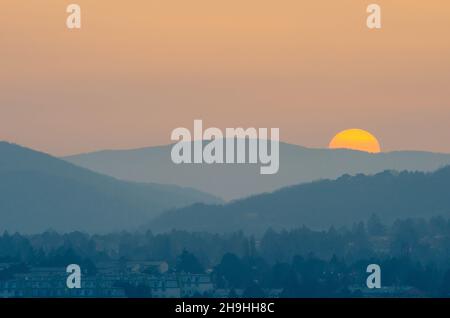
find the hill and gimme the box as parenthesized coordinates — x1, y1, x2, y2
(0, 142, 221, 233)
(64, 141, 450, 200)
(148, 167, 450, 234)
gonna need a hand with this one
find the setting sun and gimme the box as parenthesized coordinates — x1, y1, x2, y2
(329, 129, 381, 153)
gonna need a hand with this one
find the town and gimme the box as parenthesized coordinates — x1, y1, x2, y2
(0, 260, 214, 298)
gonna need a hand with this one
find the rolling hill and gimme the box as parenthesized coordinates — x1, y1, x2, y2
(148, 166, 450, 234)
(0, 142, 221, 233)
(64, 141, 450, 200)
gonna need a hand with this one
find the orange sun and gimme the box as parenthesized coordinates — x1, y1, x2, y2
(329, 129, 381, 153)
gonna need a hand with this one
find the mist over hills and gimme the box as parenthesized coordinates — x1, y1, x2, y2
(148, 166, 450, 234)
(0, 142, 221, 233)
(64, 141, 450, 200)
(4, 140, 450, 235)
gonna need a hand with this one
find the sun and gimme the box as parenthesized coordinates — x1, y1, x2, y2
(329, 129, 381, 153)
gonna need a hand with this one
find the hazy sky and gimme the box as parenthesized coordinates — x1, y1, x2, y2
(1, 1, 449, 155)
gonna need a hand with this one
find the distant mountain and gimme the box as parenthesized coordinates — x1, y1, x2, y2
(147, 166, 450, 234)
(64, 141, 450, 200)
(0, 142, 221, 233)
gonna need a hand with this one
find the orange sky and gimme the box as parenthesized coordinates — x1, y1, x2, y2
(1, 0, 449, 155)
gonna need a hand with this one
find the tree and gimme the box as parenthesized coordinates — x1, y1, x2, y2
(214, 253, 252, 288)
(176, 249, 204, 274)
(243, 281, 266, 298)
(367, 214, 386, 236)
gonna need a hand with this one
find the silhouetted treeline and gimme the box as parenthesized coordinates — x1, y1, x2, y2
(3, 215, 450, 266)
(4, 216, 450, 296)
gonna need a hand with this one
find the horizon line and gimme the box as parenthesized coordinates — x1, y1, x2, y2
(2, 139, 450, 158)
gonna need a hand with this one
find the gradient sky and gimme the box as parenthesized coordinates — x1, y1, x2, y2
(1, 0, 449, 155)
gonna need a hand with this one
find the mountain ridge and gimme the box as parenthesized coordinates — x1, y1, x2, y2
(147, 166, 450, 234)
(0, 141, 221, 233)
(64, 141, 450, 200)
